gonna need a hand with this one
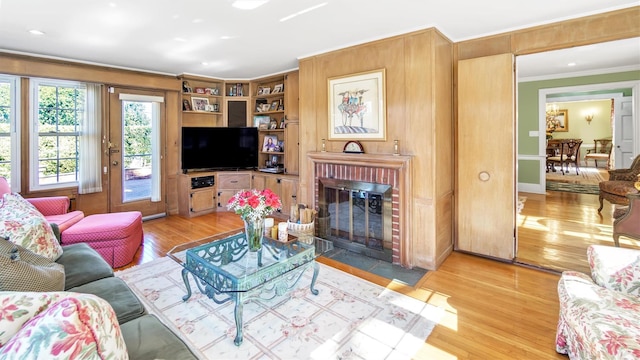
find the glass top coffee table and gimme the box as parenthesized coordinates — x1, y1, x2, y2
(167, 228, 333, 346)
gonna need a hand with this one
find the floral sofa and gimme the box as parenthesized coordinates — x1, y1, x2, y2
(556, 245, 640, 359)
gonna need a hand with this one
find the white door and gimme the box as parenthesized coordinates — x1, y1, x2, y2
(614, 96, 635, 168)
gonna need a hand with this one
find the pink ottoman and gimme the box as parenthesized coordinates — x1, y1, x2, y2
(61, 211, 143, 268)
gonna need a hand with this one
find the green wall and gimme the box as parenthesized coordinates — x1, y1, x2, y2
(518, 70, 640, 185)
(518, 159, 540, 184)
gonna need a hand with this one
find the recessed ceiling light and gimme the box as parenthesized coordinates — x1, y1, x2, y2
(174, 37, 187, 42)
(220, 36, 234, 40)
(231, 0, 268, 10)
(192, 18, 203, 24)
(567, 62, 577, 67)
(29, 30, 45, 35)
(201, 62, 209, 66)
(280, 2, 327, 22)
(108, 2, 117, 7)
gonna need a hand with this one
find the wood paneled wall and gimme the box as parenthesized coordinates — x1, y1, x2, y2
(456, 7, 639, 60)
(298, 29, 454, 270)
(0, 53, 179, 90)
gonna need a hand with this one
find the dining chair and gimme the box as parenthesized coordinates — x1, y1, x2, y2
(584, 138, 613, 169)
(547, 139, 583, 175)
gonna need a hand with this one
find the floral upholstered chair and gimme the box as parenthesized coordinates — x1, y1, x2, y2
(556, 245, 640, 359)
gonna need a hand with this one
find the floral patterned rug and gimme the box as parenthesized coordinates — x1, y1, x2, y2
(115, 257, 443, 359)
(518, 196, 527, 214)
(546, 166, 606, 186)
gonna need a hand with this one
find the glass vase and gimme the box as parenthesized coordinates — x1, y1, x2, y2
(244, 218, 265, 252)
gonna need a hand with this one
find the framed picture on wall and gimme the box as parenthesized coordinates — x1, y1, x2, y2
(328, 69, 386, 140)
(554, 109, 569, 132)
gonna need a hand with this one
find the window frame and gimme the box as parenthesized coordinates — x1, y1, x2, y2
(0, 74, 20, 192)
(29, 78, 86, 191)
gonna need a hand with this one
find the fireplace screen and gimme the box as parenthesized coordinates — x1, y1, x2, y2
(318, 178, 392, 262)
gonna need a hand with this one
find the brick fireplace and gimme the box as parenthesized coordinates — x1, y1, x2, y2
(307, 152, 413, 267)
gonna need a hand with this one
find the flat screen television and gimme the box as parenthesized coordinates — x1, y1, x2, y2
(181, 127, 258, 171)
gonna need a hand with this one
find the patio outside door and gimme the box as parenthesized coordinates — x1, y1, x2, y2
(108, 87, 166, 217)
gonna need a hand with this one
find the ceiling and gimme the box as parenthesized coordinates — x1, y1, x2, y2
(517, 37, 640, 81)
(0, 0, 638, 79)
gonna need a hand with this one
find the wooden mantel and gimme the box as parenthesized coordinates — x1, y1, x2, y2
(308, 151, 413, 169)
(307, 151, 414, 267)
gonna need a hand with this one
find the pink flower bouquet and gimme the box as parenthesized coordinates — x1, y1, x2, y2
(226, 189, 282, 222)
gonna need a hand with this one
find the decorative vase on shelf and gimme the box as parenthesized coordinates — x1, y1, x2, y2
(244, 217, 265, 252)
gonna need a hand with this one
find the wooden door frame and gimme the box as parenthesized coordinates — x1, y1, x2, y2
(528, 81, 640, 193)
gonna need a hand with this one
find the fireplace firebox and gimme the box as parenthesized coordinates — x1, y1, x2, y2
(318, 178, 392, 262)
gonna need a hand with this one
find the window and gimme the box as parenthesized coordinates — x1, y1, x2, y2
(29, 79, 101, 191)
(0, 75, 20, 191)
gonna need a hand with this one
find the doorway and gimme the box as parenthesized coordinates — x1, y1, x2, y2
(515, 74, 640, 272)
(108, 88, 166, 218)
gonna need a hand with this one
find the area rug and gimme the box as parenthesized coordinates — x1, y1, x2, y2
(545, 166, 606, 186)
(546, 181, 600, 195)
(115, 257, 443, 359)
(518, 196, 527, 214)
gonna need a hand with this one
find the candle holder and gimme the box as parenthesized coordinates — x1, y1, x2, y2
(321, 139, 326, 152)
(393, 140, 399, 156)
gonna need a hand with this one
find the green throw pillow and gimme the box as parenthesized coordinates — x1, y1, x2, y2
(0, 236, 65, 292)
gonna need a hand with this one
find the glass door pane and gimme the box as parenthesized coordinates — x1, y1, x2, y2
(122, 101, 152, 202)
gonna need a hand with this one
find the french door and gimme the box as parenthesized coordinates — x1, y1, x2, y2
(108, 87, 166, 217)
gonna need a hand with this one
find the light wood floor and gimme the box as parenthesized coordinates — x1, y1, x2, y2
(122, 210, 569, 359)
(518, 166, 639, 274)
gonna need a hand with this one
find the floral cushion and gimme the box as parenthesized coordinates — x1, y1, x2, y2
(588, 245, 640, 297)
(0, 292, 66, 346)
(0, 292, 128, 359)
(0, 193, 63, 261)
(556, 271, 640, 359)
